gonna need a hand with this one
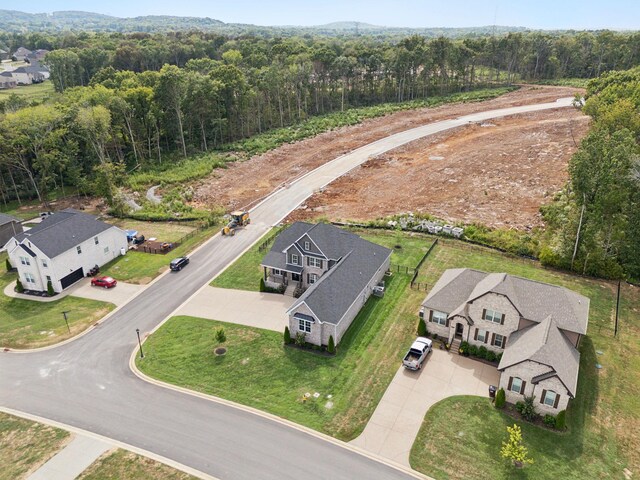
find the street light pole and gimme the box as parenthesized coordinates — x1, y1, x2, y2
(61, 311, 70, 333)
(136, 328, 144, 358)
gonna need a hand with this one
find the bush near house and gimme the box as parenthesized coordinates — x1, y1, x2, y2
(543, 414, 556, 428)
(495, 388, 506, 409)
(283, 326, 292, 345)
(555, 410, 566, 431)
(417, 318, 427, 336)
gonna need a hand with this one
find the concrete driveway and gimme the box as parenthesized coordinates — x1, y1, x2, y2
(176, 286, 293, 331)
(351, 348, 500, 466)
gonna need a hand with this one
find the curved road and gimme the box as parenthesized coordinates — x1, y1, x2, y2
(0, 98, 573, 480)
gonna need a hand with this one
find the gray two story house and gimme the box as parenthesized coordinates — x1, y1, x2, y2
(420, 268, 589, 414)
(0, 213, 23, 249)
(261, 222, 392, 348)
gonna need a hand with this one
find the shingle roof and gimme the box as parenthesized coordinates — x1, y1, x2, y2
(498, 316, 581, 396)
(422, 268, 589, 335)
(14, 209, 115, 258)
(0, 212, 20, 226)
(287, 226, 392, 325)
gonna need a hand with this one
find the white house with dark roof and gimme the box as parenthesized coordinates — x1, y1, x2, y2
(261, 222, 392, 347)
(420, 268, 589, 413)
(7, 209, 127, 293)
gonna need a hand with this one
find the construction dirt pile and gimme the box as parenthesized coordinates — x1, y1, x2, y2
(193, 85, 589, 229)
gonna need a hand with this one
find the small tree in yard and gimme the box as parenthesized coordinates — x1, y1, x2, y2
(327, 335, 336, 354)
(215, 328, 226, 344)
(284, 326, 292, 344)
(5, 258, 12, 272)
(417, 318, 427, 336)
(494, 388, 506, 409)
(259, 278, 266, 292)
(15, 278, 24, 293)
(501, 424, 534, 468)
(295, 332, 306, 346)
(47, 280, 54, 297)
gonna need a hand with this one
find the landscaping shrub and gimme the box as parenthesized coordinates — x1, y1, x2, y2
(468, 345, 479, 357)
(417, 318, 427, 336)
(496, 352, 503, 363)
(486, 350, 497, 363)
(215, 328, 226, 344)
(518, 396, 538, 421)
(477, 345, 488, 359)
(431, 332, 438, 339)
(47, 280, 54, 297)
(544, 414, 557, 428)
(259, 278, 266, 292)
(283, 326, 292, 345)
(555, 410, 567, 430)
(295, 332, 306, 346)
(5, 258, 11, 272)
(495, 388, 506, 409)
(327, 335, 336, 354)
(15, 278, 24, 293)
(515, 401, 525, 413)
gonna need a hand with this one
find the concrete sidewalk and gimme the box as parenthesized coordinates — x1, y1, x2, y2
(351, 348, 499, 466)
(3, 277, 143, 306)
(28, 434, 113, 480)
(176, 286, 294, 331)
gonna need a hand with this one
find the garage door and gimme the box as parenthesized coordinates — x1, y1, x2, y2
(60, 267, 84, 289)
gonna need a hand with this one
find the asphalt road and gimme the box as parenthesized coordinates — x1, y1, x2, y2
(0, 98, 574, 480)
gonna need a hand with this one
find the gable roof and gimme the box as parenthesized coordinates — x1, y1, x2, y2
(498, 316, 580, 396)
(13, 209, 116, 258)
(0, 212, 20, 226)
(286, 225, 392, 325)
(422, 268, 589, 335)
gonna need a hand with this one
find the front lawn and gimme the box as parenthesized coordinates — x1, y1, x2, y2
(409, 239, 639, 479)
(100, 225, 217, 284)
(78, 450, 197, 480)
(0, 253, 115, 349)
(0, 411, 70, 479)
(138, 272, 424, 440)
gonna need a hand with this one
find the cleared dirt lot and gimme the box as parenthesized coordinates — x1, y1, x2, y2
(288, 107, 590, 229)
(193, 85, 588, 228)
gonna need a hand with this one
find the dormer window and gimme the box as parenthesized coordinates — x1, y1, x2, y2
(304, 241, 310, 251)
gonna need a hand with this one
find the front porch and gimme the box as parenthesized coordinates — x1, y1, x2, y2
(262, 266, 303, 291)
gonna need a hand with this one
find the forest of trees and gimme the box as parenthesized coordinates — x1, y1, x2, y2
(0, 29, 639, 278)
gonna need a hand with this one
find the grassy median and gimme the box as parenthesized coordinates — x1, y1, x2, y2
(79, 450, 198, 480)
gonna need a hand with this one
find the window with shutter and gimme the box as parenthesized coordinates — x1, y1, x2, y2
(510, 377, 523, 393)
(543, 390, 558, 407)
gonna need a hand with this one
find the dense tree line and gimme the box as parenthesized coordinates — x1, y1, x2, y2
(541, 67, 640, 279)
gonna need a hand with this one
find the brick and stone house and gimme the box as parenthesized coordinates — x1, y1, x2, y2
(7, 209, 127, 293)
(261, 222, 392, 347)
(0, 213, 23, 249)
(420, 268, 589, 413)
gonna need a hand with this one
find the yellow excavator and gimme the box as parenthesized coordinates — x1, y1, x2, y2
(221, 210, 250, 236)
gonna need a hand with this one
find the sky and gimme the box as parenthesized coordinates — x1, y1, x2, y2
(11, 0, 640, 30)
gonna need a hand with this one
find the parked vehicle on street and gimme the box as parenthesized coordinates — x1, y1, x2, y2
(170, 256, 189, 271)
(91, 276, 117, 288)
(402, 337, 433, 370)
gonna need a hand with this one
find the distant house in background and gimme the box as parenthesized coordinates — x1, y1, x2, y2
(262, 222, 392, 348)
(0, 71, 17, 89)
(7, 209, 127, 293)
(11, 66, 45, 85)
(25, 49, 49, 63)
(12, 47, 32, 62)
(0, 213, 23, 249)
(0, 49, 9, 61)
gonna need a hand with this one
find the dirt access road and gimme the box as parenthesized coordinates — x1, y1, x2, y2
(193, 85, 588, 229)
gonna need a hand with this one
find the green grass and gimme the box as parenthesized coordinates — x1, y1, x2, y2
(0, 188, 69, 221)
(138, 271, 424, 440)
(78, 449, 197, 480)
(0, 253, 115, 349)
(105, 219, 197, 243)
(0, 81, 55, 102)
(408, 239, 640, 479)
(527, 78, 590, 88)
(0, 411, 69, 480)
(100, 224, 217, 284)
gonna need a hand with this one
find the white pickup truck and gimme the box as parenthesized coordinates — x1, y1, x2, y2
(402, 337, 433, 370)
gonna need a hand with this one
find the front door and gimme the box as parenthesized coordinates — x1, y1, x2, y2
(455, 322, 464, 337)
(291, 273, 301, 282)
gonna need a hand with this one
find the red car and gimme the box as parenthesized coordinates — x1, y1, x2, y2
(91, 276, 117, 288)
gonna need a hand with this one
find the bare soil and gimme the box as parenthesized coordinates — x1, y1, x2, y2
(288, 107, 590, 229)
(192, 85, 586, 229)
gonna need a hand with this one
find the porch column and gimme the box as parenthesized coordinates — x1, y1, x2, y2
(263, 266, 267, 281)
